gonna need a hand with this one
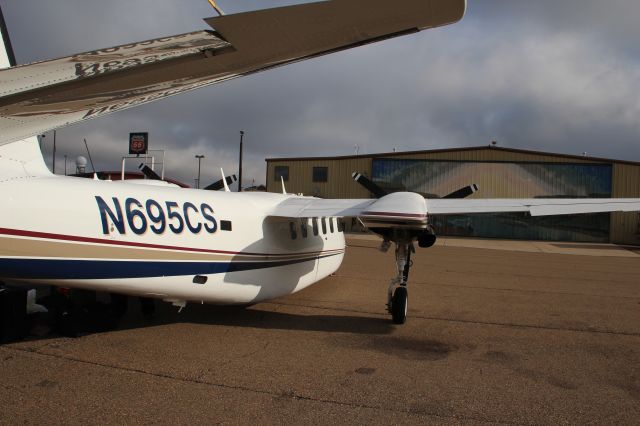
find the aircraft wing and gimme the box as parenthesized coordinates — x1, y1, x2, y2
(271, 194, 640, 220)
(271, 197, 377, 219)
(0, 0, 466, 145)
(425, 198, 640, 216)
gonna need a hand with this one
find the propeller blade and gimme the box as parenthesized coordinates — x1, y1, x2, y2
(138, 163, 162, 181)
(204, 174, 238, 191)
(352, 172, 388, 199)
(443, 184, 479, 199)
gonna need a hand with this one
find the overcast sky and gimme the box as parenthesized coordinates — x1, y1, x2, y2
(2, 0, 639, 188)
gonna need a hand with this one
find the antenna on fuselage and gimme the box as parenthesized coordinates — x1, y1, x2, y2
(84, 139, 96, 173)
(281, 176, 287, 195)
(207, 0, 225, 16)
(220, 168, 231, 192)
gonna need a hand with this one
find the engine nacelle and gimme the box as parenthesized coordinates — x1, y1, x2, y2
(418, 232, 437, 248)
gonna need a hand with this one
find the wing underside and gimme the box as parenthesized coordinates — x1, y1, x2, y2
(425, 198, 640, 216)
(0, 0, 467, 145)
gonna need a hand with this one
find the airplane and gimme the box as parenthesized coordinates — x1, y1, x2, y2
(1, 0, 640, 325)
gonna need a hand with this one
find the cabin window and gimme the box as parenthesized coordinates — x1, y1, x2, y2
(337, 218, 345, 232)
(312, 218, 319, 236)
(321, 217, 327, 234)
(221, 220, 232, 231)
(289, 222, 297, 240)
(329, 217, 335, 233)
(274, 166, 289, 182)
(300, 219, 308, 238)
(312, 167, 328, 183)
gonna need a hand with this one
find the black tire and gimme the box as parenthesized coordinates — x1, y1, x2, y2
(391, 287, 408, 324)
(139, 297, 156, 320)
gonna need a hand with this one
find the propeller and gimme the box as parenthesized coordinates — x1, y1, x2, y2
(352, 171, 478, 200)
(351, 172, 388, 198)
(139, 162, 237, 190)
(443, 183, 479, 199)
(138, 163, 162, 180)
(204, 174, 237, 191)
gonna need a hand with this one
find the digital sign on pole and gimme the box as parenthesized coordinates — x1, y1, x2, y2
(129, 132, 149, 155)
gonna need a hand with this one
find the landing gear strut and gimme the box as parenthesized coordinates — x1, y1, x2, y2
(387, 242, 413, 324)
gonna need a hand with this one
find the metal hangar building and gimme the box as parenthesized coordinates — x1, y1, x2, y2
(265, 146, 640, 245)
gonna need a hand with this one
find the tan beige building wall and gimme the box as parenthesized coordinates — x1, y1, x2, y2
(611, 163, 640, 245)
(266, 147, 640, 244)
(266, 157, 372, 199)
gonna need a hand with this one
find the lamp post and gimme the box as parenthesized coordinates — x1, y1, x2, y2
(238, 131, 244, 192)
(52, 130, 57, 174)
(195, 155, 205, 189)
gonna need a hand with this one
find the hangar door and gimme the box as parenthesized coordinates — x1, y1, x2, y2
(372, 159, 612, 243)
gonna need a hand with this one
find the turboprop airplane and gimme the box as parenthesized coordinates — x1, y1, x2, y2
(1, 0, 640, 325)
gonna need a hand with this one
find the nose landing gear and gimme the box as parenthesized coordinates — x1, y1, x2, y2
(387, 242, 413, 324)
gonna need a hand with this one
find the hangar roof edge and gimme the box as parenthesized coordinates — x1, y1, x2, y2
(265, 146, 640, 167)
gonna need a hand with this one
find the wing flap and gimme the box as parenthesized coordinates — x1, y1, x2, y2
(270, 197, 376, 218)
(0, 31, 231, 97)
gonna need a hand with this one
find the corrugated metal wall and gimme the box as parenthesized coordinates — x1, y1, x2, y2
(611, 164, 640, 245)
(266, 157, 372, 199)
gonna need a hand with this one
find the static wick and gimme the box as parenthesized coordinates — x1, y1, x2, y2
(207, 0, 225, 16)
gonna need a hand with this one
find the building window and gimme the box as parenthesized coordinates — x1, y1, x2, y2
(312, 167, 328, 183)
(275, 166, 289, 182)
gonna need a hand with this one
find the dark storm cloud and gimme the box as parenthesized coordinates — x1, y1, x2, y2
(2, 0, 639, 187)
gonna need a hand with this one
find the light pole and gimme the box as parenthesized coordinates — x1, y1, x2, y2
(238, 131, 244, 192)
(52, 130, 57, 174)
(195, 155, 205, 189)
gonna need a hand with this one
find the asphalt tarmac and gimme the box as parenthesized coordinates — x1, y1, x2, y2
(1, 237, 639, 425)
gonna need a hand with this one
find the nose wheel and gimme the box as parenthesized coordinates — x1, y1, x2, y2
(390, 286, 408, 324)
(386, 242, 413, 324)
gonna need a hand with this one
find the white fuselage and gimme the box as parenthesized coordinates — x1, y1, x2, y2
(0, 175, 345, 304)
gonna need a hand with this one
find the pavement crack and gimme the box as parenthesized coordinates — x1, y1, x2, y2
(413, 282, 640, 301)
(2, 346, 523, 425)
(266, 302, 640, 337)
(411, 315, 640, 337)
(331, 274, 640, 300)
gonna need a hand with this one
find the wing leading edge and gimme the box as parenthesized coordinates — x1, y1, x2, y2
(270, 194, 640, 221)
(0, 0, 466, 145)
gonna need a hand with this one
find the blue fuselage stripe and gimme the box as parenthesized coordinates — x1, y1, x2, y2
(0, 254, 340, 280)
